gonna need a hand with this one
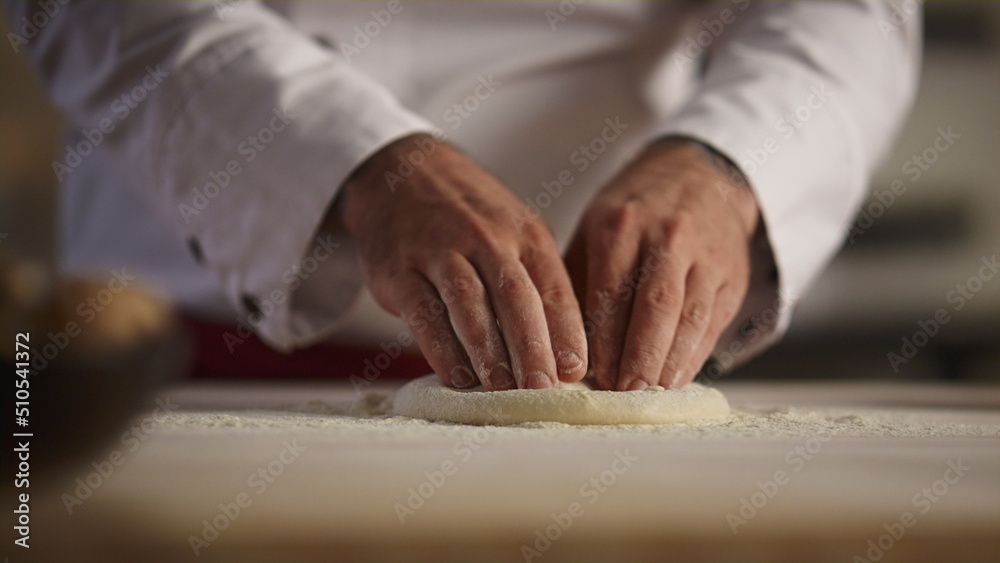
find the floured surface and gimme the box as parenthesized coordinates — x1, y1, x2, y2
(25, 381, 1000, 563)
(391, 374, 730, 425)
(147, 398, 1000, 440)
(140, 381, 1000, 440)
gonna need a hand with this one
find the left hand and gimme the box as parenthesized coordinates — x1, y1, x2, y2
(565, 137, 759, 390)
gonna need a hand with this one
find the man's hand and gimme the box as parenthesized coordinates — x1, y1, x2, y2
(336, 134, 588, 390)
(565, 137, 759, 391)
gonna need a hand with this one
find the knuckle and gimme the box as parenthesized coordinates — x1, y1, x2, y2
(447, 273, 483, 301)
(519, 219, 552, 244)
(400, 296, 449, 330)
(593, 280, 626, 304)
(660, 210, 697, 240)
(462, 215, 493, 240)
(406, 296, 442, 325)
(538, 284, 575, 309)
(465, 339, 498, 369)
(639, 284, 680, 315)
(476, 238, 514, 265)
(498, 271, 533, 296)
(509, 333, 547, 357)
(671, 332, 699, 354)
(680, 300, 710, 328)
(435, 258, 485, 306)
(460, 219, 506, 256)
(599, 201, 640, 238)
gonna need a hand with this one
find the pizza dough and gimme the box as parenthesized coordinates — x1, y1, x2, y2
(392, 374, 730, 426)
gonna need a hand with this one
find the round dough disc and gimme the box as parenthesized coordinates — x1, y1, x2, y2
(392, 374, 730, 426)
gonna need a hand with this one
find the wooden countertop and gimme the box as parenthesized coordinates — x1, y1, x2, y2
(16, 381, 1000, 563)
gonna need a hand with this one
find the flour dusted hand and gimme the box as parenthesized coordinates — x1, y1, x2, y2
(338, 134, 588, 391)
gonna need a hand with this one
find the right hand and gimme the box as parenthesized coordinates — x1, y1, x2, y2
(336, 134, 588, 390)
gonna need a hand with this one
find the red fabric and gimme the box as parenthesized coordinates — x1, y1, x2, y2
(181, 315, 431, 380)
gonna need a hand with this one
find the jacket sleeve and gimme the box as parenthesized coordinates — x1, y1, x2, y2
(649, 0, 921, 368)
(6, 0, 436, 350)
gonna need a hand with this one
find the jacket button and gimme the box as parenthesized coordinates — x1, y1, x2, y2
(241, 294, 261, 316)
(187, 238, 204, 264)
(312, 34, 335, 50)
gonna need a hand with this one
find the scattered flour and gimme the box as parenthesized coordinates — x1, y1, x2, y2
(143, 389, 1000, 441)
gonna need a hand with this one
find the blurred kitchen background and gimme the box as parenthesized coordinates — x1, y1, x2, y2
(1, 1, 997, 383)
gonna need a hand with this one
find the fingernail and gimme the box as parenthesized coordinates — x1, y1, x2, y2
(450, 365, 478, 388)
(626, 379, 649, 391)
(525, 371, 554, 389)
(556, 350, 583, 374)
(488, 364, 517, 391)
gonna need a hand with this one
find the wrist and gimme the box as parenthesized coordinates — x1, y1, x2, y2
(347, 133, 444, 191)
(334, 133, 444, 236)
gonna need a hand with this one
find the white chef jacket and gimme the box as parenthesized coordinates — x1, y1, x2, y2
(7, 0, 920, 369)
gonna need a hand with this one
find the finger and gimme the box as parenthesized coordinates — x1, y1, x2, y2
(428, 254, 516, 391)
(396, 273, 478, 389)
(474, 251, 557, 389)
(584, 211, 642, 390)
(658, 266, 718, 389)
(522, 235, 588, 383)
(674, 280, 745, 388)
(563, 229, 588, 305)
(616, 244, 686, 391)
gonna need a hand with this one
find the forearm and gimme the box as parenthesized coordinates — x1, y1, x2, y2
(9, 0, 435, 349)
(649, 0, 921, 362)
